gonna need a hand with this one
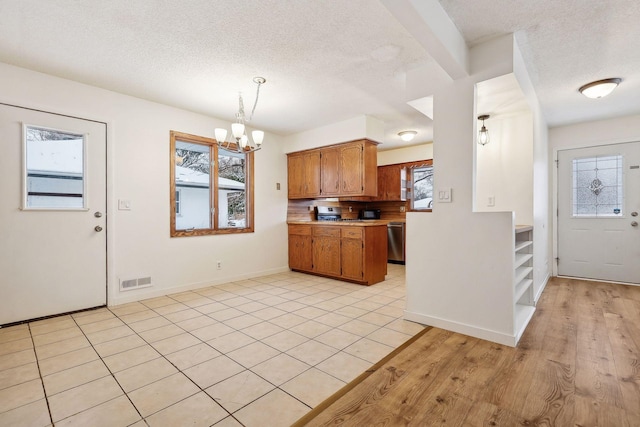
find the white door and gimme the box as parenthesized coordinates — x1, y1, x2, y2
(0, 104, 107, 324)
(557, 142, 640, 284)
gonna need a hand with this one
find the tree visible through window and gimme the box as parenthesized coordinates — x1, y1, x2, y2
(170, 131, 254, 236)
(411, 166, 433, 210)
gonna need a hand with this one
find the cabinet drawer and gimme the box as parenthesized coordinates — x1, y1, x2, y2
(312, 226, 340, 237)
(341, 227, 363, 239)
(289, 225, 311, 236)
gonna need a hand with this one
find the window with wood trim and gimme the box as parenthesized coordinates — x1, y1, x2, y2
(170, 131, 254, 236)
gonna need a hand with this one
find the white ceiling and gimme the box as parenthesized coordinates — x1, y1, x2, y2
(0, 1, 639, 151)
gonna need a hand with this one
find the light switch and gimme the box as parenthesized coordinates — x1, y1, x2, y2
(118, 199, 131, 210)
(438, 188, 452, 203)
(488, 196, 495, 207)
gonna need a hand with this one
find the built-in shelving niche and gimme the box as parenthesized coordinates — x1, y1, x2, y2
(514, 226, 535, 343)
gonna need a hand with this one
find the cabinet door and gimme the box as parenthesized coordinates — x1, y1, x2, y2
(341, 238, 363, 280)
(340, 143, 364, 195)
(287, 153, 305, 198)
(320, 147, 340, 196)
(289, 234, 312, 271)
(312, 236, 341, 276)
(304, 151, 321, 197)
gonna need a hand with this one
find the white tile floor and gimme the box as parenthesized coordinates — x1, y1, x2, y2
(0, 264, 424, 427)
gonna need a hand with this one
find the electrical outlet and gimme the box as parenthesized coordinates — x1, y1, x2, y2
(400, 206, 405, 212)
(488, 196, 495, 207)
(348, 206, 353, 212)
(216, 261, 222, 270)
(309, 205, 314, 211)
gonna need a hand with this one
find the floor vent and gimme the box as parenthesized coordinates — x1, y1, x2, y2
(119, 276, 152, 291)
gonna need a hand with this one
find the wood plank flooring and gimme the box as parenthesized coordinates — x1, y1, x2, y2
(294, 277, 640, 426)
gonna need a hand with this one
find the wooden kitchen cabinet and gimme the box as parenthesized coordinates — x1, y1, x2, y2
(311, 226, 341, 276)
(376, 164, 407, 201)
(287, 223, 387, 285)
(287, 150, 321, 198)
(340, 227, 364, 280)
(287, 139, 377, 199)
(288, 224, 312, 271)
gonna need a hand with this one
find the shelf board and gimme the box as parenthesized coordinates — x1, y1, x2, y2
(515, 279, 533, 303)
(515, 266, 533, 284)
(515, 225, 533, 233)
(515, 240, 533, 252)
(515, 253, 534, 269)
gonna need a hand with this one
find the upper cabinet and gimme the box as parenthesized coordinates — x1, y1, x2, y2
(287, 150, 321, 198)
(287, 139, 378, 199)
(376, 163, 407, 201)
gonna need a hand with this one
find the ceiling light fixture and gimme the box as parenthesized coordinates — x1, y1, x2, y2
(578, 78, 622, 99)
(398, 130, 417, 142)
(215, 77, 266, 153)
(477, 114, 490, 146)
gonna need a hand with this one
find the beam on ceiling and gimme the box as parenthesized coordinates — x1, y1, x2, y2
(381, 0, 469, 79)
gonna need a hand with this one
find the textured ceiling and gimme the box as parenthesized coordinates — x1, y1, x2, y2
(0, 1, 638, 151)
(440, 0, 640, 127)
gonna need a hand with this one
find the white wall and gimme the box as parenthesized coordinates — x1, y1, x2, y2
(475, 112, 533, 225)
(283, 114, 384, 152)
(513, 41, 551, 301)
(549, 113, 640, 277)
(377, 143, 433, 165)
(0, 62, 290, 306)
(403, 34, 549, 346)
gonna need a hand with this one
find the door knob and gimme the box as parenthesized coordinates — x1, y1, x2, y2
(632, 211, 638, 217)
(94, 211, 103, 218)
(632, 221, 638, 227)
(95, 226, 103, 232)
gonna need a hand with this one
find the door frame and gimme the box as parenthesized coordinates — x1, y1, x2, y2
(1, 101, 113, 308)
(552, 137, 640, 280)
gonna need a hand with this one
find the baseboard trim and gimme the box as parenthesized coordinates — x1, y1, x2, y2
(534, 273, 551, 303)
(108, 266, 290, 306)
(403, 310, 517, 347)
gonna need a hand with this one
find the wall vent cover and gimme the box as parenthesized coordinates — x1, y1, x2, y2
(119, 276, 152, 291)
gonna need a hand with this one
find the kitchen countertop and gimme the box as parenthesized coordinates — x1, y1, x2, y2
(287, 220, 398, 227)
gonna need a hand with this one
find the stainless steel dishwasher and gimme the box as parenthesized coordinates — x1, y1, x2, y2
(387, 222, 405, 264)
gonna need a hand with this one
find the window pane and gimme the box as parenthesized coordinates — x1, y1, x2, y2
(218, 150, 247, 228)
(175, 141, 211, 230)
(411, 166, 433, 210)
(25, 126, 84, 208)
(572, 155, 623, 217)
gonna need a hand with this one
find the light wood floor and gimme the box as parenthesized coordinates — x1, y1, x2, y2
(295, 277, 640, 426)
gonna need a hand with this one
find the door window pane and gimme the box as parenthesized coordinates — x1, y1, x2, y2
(218, 150, 247, 228)
(411, 166, 433, 210)
(24, 126, 85, 209)
(572, 155, 623, 217)
(175, 141, 211, 230)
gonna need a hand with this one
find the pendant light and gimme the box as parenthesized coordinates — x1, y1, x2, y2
(477, 115, 490, 146)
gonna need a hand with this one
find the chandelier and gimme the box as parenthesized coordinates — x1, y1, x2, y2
(215, 77, 266, 153)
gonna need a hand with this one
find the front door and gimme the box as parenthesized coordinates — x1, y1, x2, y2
(557, 142, 640, 284)
(0, 104, 107, 324)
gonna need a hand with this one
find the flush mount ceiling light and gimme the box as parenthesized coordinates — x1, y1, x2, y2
(477, 114, 490, 146)
(579, 78, 622, 99)
(215, 77, 266, 153)
(398, 130, 417, 142)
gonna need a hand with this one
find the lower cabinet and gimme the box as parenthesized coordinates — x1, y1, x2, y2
(288, 225, 312, 271)
(288, 223, 387, 285)
(312, 227, 341, 276)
